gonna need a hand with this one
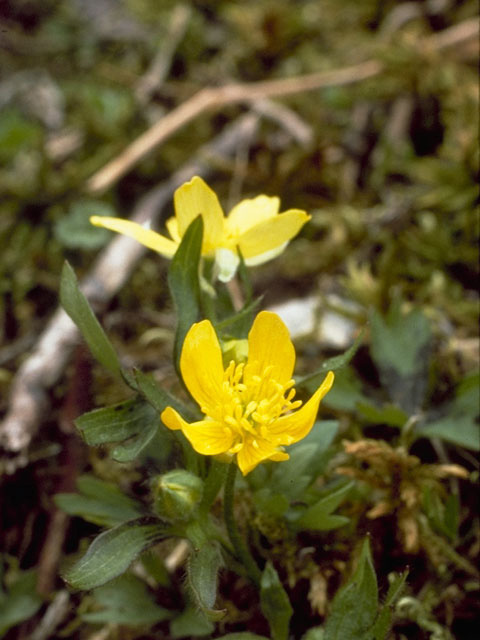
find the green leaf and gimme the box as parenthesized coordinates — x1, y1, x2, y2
(383, 571, 408, 608)
(167, 216, 203, 372)
(370, 305, 431, 413)
(321, 366, 368, 412)
(417, 414, 479, 450)
(170, 604, 214, 638)
(134, 369, 196, 420)
(266, 421, 339, 499)
(0, 570, 43, 637)
(111, 417, 158, 462)
(260, 562, 293, 640)
(60, 261, 121, 377)
(215, 295, 264, 338)
(423, 488, 460, 541)
(297, 330, 364, 388)
(254, 489, 289, 517)
(356, 401, 408, 428)
(187, 541, 225, 620)
(54, 474, 142, 527)
(0, 108, 43, 160)
(290, 481, 353, 532)
(416, 372, 480, 450)
(369, 571, 408, 640)
(63, 517, 169, 590)
(324, 538, 378, 640)
(75, 396, 159, 458)
(82, 573, 171, 625)
(54, 200, 114, 249)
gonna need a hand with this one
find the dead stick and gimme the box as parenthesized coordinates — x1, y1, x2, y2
(0, 114, 259, 465)
(86, 60, 382, 193)
(86, 17, 478, 194)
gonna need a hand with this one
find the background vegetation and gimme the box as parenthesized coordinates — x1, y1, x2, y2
(0, 1, 478, 639)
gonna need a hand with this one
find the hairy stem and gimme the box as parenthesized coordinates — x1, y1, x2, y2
(223, 463, 261, 586)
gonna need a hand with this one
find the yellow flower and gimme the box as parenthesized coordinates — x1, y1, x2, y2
(161, 311, 334, 475)
(90, 176, 310, 282)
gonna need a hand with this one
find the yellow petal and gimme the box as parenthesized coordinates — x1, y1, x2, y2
(173, 176, 225, 253)
(225, 195, 280, 235)
(236, 209, 310, 259)
(180, 320, 225, 413)
(269, 371, 335, 443)
(165, 216, 181, 242)
(243, 242, 288, 267)
(244, 311, 295, 387)
(90, 216, 177, 257)
(161, 407, 233, 454)
(236, 435, 289, 475)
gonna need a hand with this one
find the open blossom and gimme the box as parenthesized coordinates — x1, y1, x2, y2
(90, 176, 310, 282)
(161, 311, 334, 475)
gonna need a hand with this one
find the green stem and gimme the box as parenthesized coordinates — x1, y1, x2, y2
(223, 463, 261, 586)
(199, 460, 227, 517)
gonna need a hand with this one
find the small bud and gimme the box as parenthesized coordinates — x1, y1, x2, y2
(153, 470, 203, 522)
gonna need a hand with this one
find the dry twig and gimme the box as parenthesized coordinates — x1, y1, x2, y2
(86, 17, 478, 194)
(86, 60, 382, 193)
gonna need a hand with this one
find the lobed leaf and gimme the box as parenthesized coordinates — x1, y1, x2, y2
(187, 540, 225, 620)
(290, 481, 353, 532)
(323, 538, 378, 640)
(63, 518, 169, 590)
(75, 396, 159, 457)
(82, 573, 171, 625)
(55, 474, 142, 527)
(260, 562, 293, 640)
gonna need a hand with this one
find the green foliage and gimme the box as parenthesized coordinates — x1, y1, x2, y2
(260, 562, 293, 640)
(289, 481, 353, 532)
(423, 489, 460, 542)
(187, 541, 225, 620)
(82, 573, 171, 626)
(54, 474, 143, 527)
(60, 261, 122, 377)
(0, 108, 43, 161)
(416, 371, 480, 451)
(370, 304, 432, 413)
(323, 539, 406, 640)
(251, 421, 341, 523)
(63, 518, 170, 590)
(134, 368, 196, 420)
(168, 216, 203, 372)
(0, 568, 43, 638)
(75, 396, 160, 462)
(54, 200, 114, 249)
(169, 604, 215, 638)
(71, 83, 134, 139)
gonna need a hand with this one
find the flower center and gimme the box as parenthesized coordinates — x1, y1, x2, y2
(203, 360, 302, 452)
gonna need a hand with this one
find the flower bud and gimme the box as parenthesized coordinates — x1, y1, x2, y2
(153, 470, 203, 522)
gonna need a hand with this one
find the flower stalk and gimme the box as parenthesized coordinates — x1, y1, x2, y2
(223, 462, 261, 586)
